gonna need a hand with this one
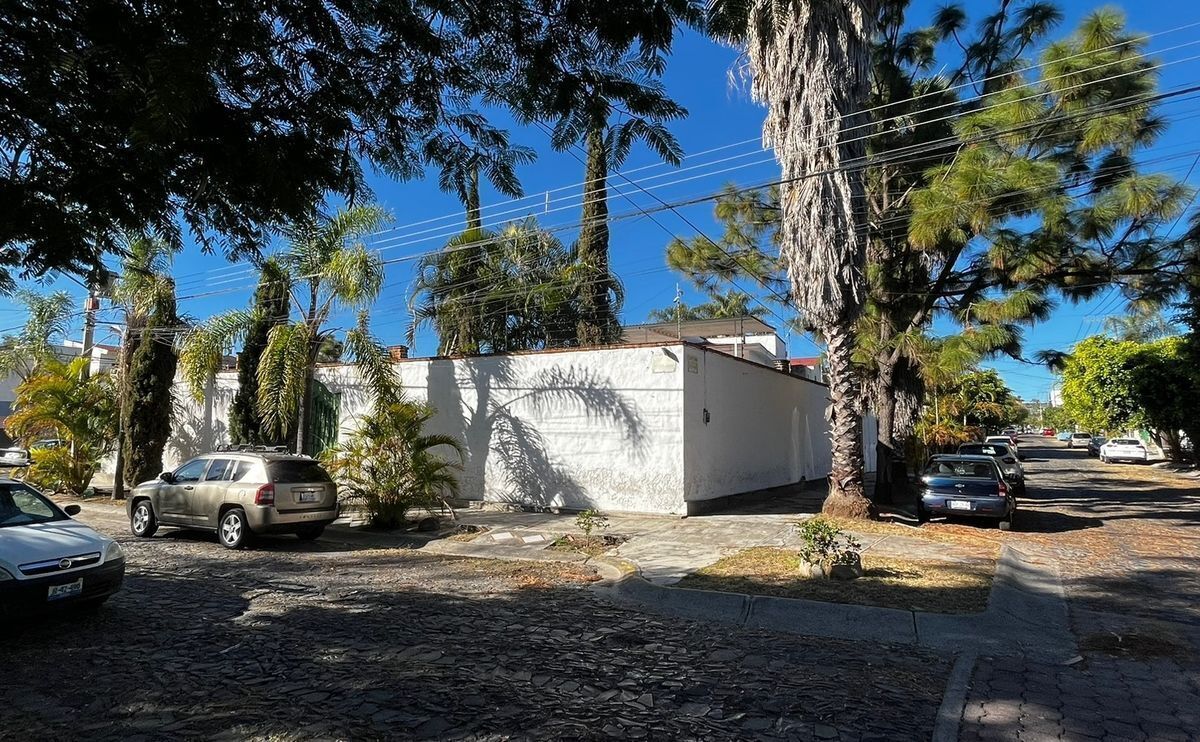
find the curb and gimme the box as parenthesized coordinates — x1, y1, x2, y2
(591, 544, 1075, 661)
(932, 649, 978, 742)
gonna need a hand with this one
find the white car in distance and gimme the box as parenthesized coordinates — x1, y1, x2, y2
(1099, 438, 1149, 464)
(985, 435, 1023, 461)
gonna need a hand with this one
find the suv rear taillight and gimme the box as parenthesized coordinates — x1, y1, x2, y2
(254, 483, 275, 505)
(998, 480, 1009, 497)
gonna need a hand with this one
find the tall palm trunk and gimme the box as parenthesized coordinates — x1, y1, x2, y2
(577, 125, 613, 345)
(747, 0, 877, 517)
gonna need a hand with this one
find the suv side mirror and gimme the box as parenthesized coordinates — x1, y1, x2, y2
(159, 471, 175, 484)
(63, 504, 81, 516)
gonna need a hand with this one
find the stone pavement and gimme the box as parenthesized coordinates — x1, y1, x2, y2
(1, 518, 950, 741)
(956, 439, 1200, 741)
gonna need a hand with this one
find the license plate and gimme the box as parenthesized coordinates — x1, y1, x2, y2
(297, 491, 319, 503)
(47, 578, 83, 601)
(948, 500, 972, 511)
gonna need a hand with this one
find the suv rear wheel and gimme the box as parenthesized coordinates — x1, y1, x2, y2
(131, 501, 157, 538)
(218, 508, 252, 550)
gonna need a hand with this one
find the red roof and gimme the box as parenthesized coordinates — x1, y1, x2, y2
(789, 357, 821, 367)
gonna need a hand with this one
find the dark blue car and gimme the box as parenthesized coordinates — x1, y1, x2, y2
(918, 454, 1016, 530)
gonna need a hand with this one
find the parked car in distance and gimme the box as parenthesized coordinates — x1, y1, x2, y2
(1041, 427, 1056, 436)
(1100, 438, 1149, 463)
(919, 455, 1016, 530)
(128, 452, 338, 549)
(985, 435, 1023, 461)
(1056, 431, 1073, 442)
(0, 447, 30, 468)
(1086, 436, 1107, 457)
(958, 442, 1025, 494)
(1067, 432, 1092, 449)
(0, 480, 125, 617)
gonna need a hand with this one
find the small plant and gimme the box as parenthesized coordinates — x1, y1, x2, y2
(575, 509, 609, 538)
(794, 517, 862, 578)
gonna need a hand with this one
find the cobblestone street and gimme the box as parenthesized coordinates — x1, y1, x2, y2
(0, 525, 947, 741)
(956, 440, 1200, 741)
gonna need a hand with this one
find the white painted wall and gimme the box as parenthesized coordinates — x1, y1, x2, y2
(681, 346, 877, 506)
(140, 342, 864, 515)
(154, 344, 691, 515)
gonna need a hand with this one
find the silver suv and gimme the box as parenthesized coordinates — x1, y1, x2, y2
(127, 451, 338, 549)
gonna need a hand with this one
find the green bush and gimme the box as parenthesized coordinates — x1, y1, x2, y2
(320, 399, 463, 529)
(575, 509, 609, 537)
(794, 517, 861, 567)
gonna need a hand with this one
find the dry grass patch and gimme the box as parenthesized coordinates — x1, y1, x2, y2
(677, 547, 994, 614)
(829, 516, 1005, 552)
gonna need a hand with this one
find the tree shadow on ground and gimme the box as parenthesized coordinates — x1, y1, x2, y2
(0, 553, 949, 741)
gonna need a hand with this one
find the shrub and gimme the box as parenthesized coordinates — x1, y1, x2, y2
(794, 517, 861, 568)
(575, 509, 609, 538)
(320, 399, 463, 529)
(8, 358, 117, 494)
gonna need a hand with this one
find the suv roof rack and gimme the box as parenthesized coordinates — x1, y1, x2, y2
(213, 444, 296, 454)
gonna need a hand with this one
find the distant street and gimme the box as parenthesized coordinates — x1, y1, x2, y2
(957, 437, 1200, 742)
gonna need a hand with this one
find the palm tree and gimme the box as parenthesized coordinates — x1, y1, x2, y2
(709, 0, 879, 517)
(180, 204, 397, 454)
(409, 218, 585, 354)
(110, 236, 180, 498)
(0, 290, 75, 380)
(1103, 313, 1176, 342)
(522, 41, 687, 345)
(648, 290, 768, 323)
(8, 356, 118, 493)
(320, 397, 464, 528)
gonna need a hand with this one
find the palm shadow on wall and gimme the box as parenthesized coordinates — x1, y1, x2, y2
(426, 357, 645, 511)
(166, 389, 229, 464)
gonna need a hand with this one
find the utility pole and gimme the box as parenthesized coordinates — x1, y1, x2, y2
(79, 286, 100, 380)
(111, 324, 127, 501)
(674, 284, 683, 340)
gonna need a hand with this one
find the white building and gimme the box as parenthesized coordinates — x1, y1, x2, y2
(623, 317, 788, 369)
(157, 341, 875, 516)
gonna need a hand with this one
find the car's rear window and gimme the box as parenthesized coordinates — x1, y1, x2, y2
(960, 444, 1009, 457)
(1111, 439, 1141, 446)
(1073, 433, 1091, 438)
(923, 460, 998, 479)
(268, 460, 332, 484)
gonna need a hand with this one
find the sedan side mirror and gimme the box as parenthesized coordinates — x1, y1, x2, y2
(159, 471, 175, 484)
(64, 504, 81, 516)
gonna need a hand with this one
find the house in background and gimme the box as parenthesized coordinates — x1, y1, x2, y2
(622, 316, 788, 369)
(787, 357, 824, 382)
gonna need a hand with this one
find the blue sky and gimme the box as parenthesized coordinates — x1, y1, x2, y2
(6, 0, 1199, 402)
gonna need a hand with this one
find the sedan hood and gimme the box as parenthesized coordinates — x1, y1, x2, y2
(0, 519, 112, 567)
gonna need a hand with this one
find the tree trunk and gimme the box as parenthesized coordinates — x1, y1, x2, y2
(872, 360, 897, 506)
(294, 337, 323, 455)
(576, 125, 612, 345)
(821, 323, 872, 518)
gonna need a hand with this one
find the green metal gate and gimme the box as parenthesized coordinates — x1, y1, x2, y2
(305, 379, 341, 457)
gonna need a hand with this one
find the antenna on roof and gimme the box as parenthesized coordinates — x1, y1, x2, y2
(674, 283, 683, 340)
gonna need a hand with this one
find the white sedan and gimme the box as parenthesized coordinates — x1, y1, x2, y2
(0, 480, 125, 617)
(1100, 438, 1149, 464)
